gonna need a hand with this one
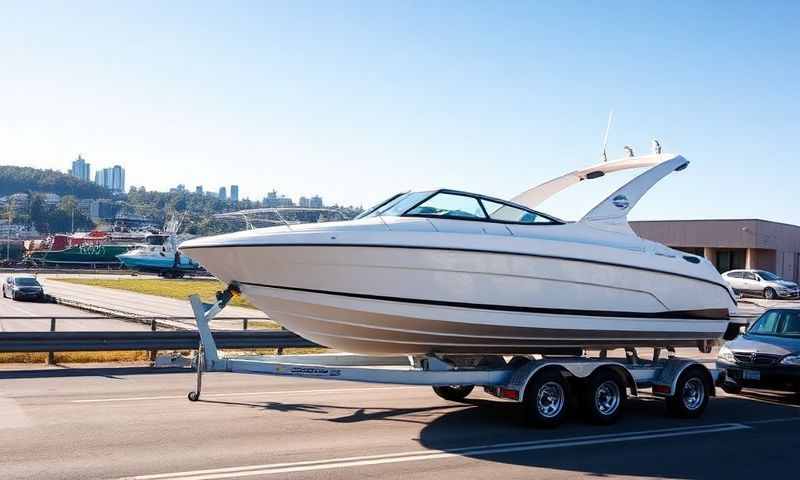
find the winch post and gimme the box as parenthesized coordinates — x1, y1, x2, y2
(189, 294, 227, 364)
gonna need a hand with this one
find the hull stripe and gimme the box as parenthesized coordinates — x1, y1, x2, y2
(240, 281, 730, 321)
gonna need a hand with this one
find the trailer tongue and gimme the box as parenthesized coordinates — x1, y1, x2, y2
(187, 285, 721, 427)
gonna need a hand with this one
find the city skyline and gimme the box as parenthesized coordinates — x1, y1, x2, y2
(1, 2, 799, 222)
(63, 155, 331, 206)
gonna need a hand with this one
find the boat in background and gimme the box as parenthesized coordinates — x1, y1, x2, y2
(181, 145, 739, 356)
(117, 216, 200, 278)
(24, 231, 135, 267)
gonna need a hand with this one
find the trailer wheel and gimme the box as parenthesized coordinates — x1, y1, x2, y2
(666, 366, 710, 418)
(583, 369, 626, 425)
(188, 391, 199, 402)
(432, 385, 474, 402)
(523, 369, 569, 428)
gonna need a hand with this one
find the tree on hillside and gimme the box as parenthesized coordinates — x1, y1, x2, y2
(0, 165, 111, 198)
(29, 194, 47, 232)
(59, 195, 78, 213)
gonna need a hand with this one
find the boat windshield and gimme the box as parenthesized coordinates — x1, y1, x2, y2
(145, 235, 168, 246)
(358, 191, 433, 219)
(404, 190, 560, 225)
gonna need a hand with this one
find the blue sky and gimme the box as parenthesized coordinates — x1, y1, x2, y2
(1, 1, 798, 222)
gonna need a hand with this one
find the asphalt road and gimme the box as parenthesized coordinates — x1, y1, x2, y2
(1, 365, 798, 480)
(37, 276, 267, 330)
(0, 278, 148, 332)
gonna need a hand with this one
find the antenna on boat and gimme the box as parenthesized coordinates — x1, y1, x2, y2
(601, 110, 614, 162)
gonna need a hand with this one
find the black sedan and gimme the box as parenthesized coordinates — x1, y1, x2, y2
(717, 308, 800, 400)
(2, 275, 46, 301)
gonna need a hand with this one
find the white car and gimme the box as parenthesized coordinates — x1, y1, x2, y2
(722, 269, 800, 300)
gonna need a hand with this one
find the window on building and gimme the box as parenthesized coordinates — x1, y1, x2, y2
(717, 249, 746, 273)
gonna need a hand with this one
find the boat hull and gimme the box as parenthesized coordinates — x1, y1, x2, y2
(117, 254, 199, 273)
(26, 244, 132, 266)
(241, 284, 729, 354)
(182, 241, 734, 355)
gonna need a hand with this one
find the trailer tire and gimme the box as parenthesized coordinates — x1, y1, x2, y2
(188, 391, 199, 402)
(432, 385, 474, 402)
(523, 369, 569, 428)
(666, 366, 710, 418)
(583, 369, 626, 425)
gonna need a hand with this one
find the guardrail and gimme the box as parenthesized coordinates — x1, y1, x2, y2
(0, 315, 319, 364)
(0, 315, 270, 331)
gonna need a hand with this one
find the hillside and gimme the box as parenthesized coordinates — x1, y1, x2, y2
(0, 165, 111, 198)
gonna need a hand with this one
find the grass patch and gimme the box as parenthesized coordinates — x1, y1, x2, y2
(244, 320, 281, 330)
(245, 347, 331, 355)
(56, 278, 256, 309)
(0, 351, 150, 363)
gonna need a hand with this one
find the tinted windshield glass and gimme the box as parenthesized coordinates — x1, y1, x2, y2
(355, 192, 405, 219)
(750, 311, 780, 335)
(146, 235, 167, 246)
(406, 193, 486, 219)
(756, 271, 780, 281)
(780, 311, 800, 335)
(481, 199, 547, 224)
(362, 191, 432, 218)
(15, 277, 40, 287)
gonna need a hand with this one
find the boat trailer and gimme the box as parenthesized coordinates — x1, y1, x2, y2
(187, 287, 722, 427)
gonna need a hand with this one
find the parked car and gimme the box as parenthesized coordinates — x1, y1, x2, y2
(2, 275, 46, 301)
(717, 308, 800, 401)
(721, 269, 800, 300)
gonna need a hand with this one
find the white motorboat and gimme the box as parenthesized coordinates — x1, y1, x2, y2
(180, 150, 738, 355)
(118, 216, 200, 278)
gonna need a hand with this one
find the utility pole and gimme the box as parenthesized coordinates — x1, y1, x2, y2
(5, 202, 12, 263)
(71, 208, 75, 233)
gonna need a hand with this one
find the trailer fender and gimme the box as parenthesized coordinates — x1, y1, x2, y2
(509, 361, 637, 402)
(651, 360, 715, 397)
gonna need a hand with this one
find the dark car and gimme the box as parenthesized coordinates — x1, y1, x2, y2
(2, 275, 46, 301)
(717, 308, 800, 400)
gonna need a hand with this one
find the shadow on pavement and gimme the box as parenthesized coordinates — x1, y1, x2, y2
(197, 397, 467, 425)
(414, 394, 800, 480)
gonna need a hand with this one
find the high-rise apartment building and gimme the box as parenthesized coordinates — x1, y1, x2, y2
(70, 155, 91, 181)
(94, 165, 125, 193)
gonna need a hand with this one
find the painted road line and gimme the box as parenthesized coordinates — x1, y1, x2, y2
(72, 385, 423, 403)
(118, 423, 749, 480)
(746, 416, 800, 425)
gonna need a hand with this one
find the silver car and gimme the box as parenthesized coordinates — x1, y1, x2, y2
(722, 269, 800, 300)
(2, 275, 46, 301)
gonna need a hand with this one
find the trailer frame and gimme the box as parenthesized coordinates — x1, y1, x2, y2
(187, 290, 721, 427)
